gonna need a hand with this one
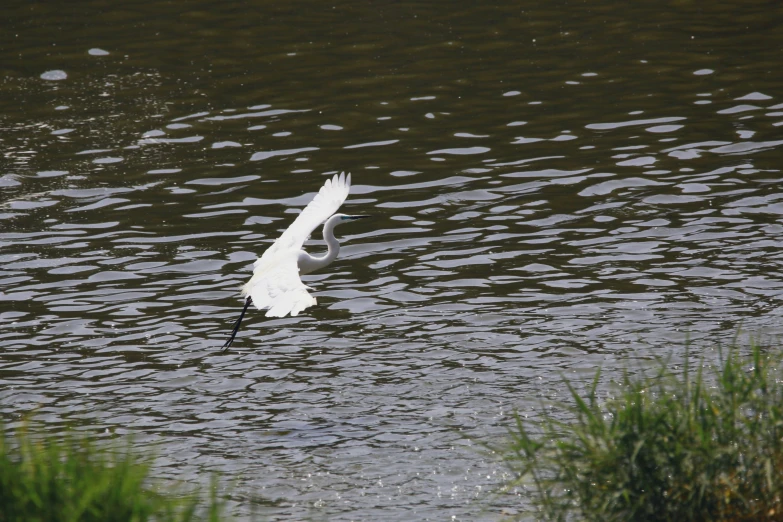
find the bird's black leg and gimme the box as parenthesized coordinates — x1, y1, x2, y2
(221, 297, 253, 351)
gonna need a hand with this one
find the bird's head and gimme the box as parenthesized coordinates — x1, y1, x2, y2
(325, 213, 368, 231)
(338, 214, 369, 222)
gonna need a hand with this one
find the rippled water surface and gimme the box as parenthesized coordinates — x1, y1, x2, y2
(2, 1, 783, 519)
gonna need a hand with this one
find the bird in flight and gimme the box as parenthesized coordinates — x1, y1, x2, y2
(222, 172, 366, 350)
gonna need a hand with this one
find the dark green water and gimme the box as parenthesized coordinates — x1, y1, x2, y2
(2, 1, 783, 519)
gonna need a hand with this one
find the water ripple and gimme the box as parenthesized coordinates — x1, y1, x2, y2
(2, 6, 783, 518)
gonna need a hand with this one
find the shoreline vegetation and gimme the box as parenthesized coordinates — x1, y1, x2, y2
(0, 424, 227, 522)
(499, 342, 783, 521)
(3, 342, 783, 521)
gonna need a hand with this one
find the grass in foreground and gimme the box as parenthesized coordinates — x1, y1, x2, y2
(500, 343, 783, 521)
(0, 423, 227, 522)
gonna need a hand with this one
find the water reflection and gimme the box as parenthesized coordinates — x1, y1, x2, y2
(2, 1, 783, 519)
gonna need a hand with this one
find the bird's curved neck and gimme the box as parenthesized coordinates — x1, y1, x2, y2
(300, 216, 341, 274)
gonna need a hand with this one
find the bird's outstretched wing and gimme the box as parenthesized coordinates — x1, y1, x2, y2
(265, 172, 350, 259)
(240, 172, 351, 317)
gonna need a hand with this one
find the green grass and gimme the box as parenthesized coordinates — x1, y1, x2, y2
(500, 343, 783, 521)
(0, 423, 227, 522)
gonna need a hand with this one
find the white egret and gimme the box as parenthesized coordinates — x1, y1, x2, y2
(222, 172, 366, 350)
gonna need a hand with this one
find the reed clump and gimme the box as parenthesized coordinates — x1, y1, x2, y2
(502, 343, 783, 521)
(0, 423, 226, 522)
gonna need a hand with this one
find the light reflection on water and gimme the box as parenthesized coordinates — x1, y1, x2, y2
(2, 1, 783, 519)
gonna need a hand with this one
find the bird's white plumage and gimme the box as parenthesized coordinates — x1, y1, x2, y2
(241, 172, 351, 318)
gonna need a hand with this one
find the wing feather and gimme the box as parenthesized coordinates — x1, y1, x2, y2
(256, 172, 350, 268)
(242, 250, 316, 317)
(240, 172, 349, 317)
